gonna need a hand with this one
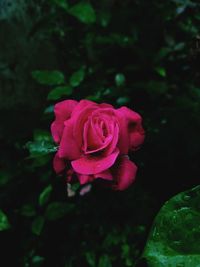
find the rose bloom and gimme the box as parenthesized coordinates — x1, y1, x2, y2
(51, 100, 145, 190)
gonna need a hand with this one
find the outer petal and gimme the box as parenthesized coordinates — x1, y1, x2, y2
(51, 100, 78, 143)
(116, 106, 145, 152)
(58, 119, 81, 160)
(115, 109, 130, 154)
(71, 148, 119, 175)
(53, 152, 66, 173)
(130, 130, 145, 151)
(112, 157, 137, 190)
(54, 100, 78, 121)
(94, 170, 113, 181)
(71, 99, 97, 118)
(77, 174, 94, 185)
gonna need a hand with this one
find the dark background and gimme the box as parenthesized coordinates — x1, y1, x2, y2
(0, 0, 200, 266)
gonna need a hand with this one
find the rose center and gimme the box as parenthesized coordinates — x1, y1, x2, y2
(83, 115, 114, 154)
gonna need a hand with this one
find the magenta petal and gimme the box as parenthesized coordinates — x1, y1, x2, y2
(113, 157, 137, 190)
(116, 106, 145, 152)
(94, 170, 113, 181)
(71, 99, 97, 117)
(54, 100, 78, 121)
(119, 106, 142, 123)
(53, 152, 66, 173)
(51, 100, 78, 143)
(130, 131, 145, 151)
(77, 174, 94, 185)
(72, 148, 119, 175)
(58, 119, 81, 160)
(51, 121, 63, 143)
(71, 101, 98, 148)
(115, 109, 130, 154)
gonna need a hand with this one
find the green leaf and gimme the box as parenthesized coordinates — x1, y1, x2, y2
(50, 0, 68, 10)
(31, 216, 45, 236)
(26, 130, 57, 158)
(39, 185, 52, 206)
(98, 255, 112, 267)
(116, 97, 130, 106)
(31, 255, 45, 265)
(47, 85, 73, 100)
(45, 202, 75, 221)
(32, 70, 65, 85)
(21, 204, 36, 217)
(143, 185, 200, 267)
(70, 68, 85, 87)
(26, 140, 57, 158)
(115, 73, 126, 87)
(0, 209, 10, 231)
(69, 2, 96, 24)
(85, 251, 96, 267)
(44, 105, 54, 114)
(155, 67, 166, 77)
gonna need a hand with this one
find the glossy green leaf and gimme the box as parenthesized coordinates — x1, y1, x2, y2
(69, 2, 96, 24)
(143, 186, 200, 267)
(45, 202, 75, 221)
(26, 140, 57, 157)
(47, 85, 73, 100)
(39, 185, 52, 206)
(32, 216, 45, 236)
(70, 68, 85, 87)
(32, 70, 65, 85)
(98, 254, 112, 267)
(0, 209, 10, 231)
(26, 130, 57, 158)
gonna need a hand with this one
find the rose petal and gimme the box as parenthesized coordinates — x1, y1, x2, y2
(119, 106, 142, 123)
(112, 157, 137, 190)
(130, 130, 145, 151)
(116, 106, 145, 152)
(72, 148, 119, 175)
(71, 100, 97, 116)
(115, 109, 130, 154)
(77, 174, 94, 185)
(53, 152, 66, 173)
(83, 119, 114, 154)
(54, 100, 78, 121)
(94, 170, 113, 181)
(71, 100, 98, 148)
(59, 119, 81, 160)
(104, 123, 119, 155)
(51, 100, 78, 143)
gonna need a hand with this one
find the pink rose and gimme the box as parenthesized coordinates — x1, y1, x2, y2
(51, 100, 145, 190)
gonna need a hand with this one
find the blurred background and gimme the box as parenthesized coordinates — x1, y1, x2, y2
(0, 0, 200, 266)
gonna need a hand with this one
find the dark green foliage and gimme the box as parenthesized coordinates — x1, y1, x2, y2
(0, 209, 10, 231)
(0, 0, 200, 266)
